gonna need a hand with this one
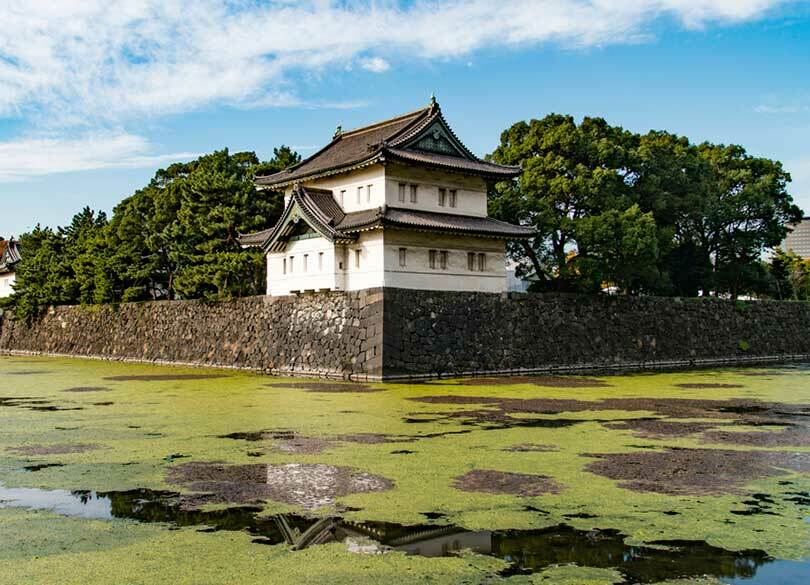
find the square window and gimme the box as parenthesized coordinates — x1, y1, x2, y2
(429, 249, 437, 269)
(398, 183, 406, 202)
(399, 248, 407, 267)
(438, 188, 446, 207)
(410, 184, 418, 203)
(449, 189, 457, 208)
(440, 251, 448, 270)
(467, 252, 475, 271)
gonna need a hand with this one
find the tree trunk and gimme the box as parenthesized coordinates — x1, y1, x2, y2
(522, 241, 546, 282)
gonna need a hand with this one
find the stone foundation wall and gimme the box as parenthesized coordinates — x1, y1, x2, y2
(2, 288, 809, 380)
(383, 289, 810, 378)
(0, 290, 383, 379)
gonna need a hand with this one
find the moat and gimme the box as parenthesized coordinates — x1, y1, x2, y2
(1, 356, 808, 584)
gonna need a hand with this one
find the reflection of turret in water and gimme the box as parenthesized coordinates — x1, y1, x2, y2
(490, 525, 770, 582)
(9, 485, 775, 582)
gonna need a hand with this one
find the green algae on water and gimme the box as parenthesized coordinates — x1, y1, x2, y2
(1, 355, 809, 583)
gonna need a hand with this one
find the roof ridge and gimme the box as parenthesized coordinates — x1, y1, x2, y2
(255, 108, 429, 185)
(301, 186, 335, 195)
(389, 107, 480, 161)
(341, 106, 429, 138)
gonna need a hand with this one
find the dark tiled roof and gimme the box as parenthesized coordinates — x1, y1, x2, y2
(256, 108, 431, 188)
(255, 101, 520, 188)
(336, 208, 385, 231)
(0, 238, 21, 273)
(339, 207, 536, 239)
(241, 184, 536, 250)
(300, 187, 346, 233)
(256, 186, 361, 251)
(385, 148, 519, 178)
(237, 227, 274, 247)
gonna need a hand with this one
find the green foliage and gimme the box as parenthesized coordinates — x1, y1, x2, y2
(253, 145, 302, 177)
(9, 147, 297, 316)
(738, 340, 751, 352)
(695, 144, 802, 299)
(489, 114, 635, 290)
(766, 248, 810, 301)
(489, 114, 803, 298)
(11, 210, 110, 319)
(574, 205, 660, 293)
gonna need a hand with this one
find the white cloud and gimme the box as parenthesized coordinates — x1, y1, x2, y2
(0, 0, 789, 126)
(754, 104, 810, 114)
(359, 56, 391, 73)
(0, 133, 199, 182)
(0, 0, 789, 180)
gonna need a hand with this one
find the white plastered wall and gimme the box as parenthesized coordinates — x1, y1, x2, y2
(284, 165, 387, 213)
(266, 229, 385, 296)
(343, 229, 385, 291)
(266, 161, 509, 295)
(267, 236, 336, 295)
(384, 163, 489, 217)
(0, 272, 15, 298)
(383, 230, 506, 293)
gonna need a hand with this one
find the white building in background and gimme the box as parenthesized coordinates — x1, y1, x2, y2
(782, 217, 810, 258)
(240, 98, 535, 296)
(0, 237, 21, 298)
(506, 261, 535, 293)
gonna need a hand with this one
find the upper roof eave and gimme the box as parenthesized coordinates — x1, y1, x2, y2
(256, 152, 385, 190)
(254, 100, 523, 189)
(383, 148, 521, 179)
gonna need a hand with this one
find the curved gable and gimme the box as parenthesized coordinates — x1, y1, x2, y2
(262, 186, 357, 252)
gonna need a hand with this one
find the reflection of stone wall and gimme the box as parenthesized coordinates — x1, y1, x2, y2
(2, 288, 809, 380)
(0, 290, 383, 379)
(383, 289, 810, 378)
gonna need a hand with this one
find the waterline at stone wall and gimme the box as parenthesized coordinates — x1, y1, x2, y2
(0, 290, 383, 379)
(2, 289, 809, 380)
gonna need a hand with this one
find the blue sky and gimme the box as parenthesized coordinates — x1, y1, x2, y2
(2, 1, 810, 237)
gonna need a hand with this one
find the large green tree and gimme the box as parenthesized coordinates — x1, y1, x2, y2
(694, 144, 802, 299)
(106, 148, 292, 301)
(10, 146, 298, 315)
(489, 114, 635, 291)
(768, 249, 810, 301)
(489, 114, 802, 298)
(11, 208, 109, 318)
(172, 150, 278, 299)
(574, 204, 660, 294)
(629, 131, 713, 295)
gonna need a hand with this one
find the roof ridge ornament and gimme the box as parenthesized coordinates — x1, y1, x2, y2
(333, 124, 343, 139)
(429, 92, 437, 109)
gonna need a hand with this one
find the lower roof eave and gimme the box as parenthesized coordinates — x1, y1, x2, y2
(343, 224, 535, 240)
(383, 149, 520, 180)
